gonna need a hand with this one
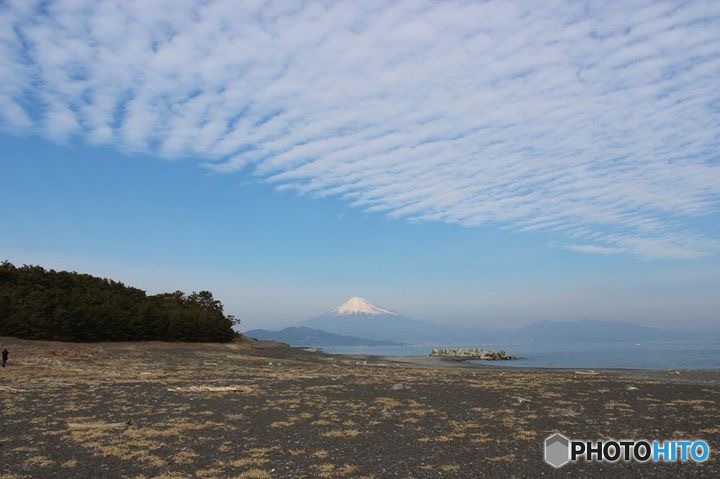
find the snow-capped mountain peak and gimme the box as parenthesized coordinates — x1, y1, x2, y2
(332, 297, 398, 316)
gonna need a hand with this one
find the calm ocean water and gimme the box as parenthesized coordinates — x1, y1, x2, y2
(323, 340, 720, 370)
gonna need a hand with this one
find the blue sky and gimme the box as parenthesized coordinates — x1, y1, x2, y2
(1, 1, 719, 330)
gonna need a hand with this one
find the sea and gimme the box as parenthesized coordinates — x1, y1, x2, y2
(322, 340, 720, 370)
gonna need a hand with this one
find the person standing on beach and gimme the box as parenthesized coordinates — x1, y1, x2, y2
(2, 349, 8, 367)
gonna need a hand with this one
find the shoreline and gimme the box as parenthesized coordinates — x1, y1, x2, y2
(321, 344, 720, 372)
(338, 353, 720, 386)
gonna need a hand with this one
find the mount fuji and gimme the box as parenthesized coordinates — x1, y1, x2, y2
(300, 297, 490, 342)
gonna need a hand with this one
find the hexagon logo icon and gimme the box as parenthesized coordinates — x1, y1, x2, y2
(545, 433, 570, 468)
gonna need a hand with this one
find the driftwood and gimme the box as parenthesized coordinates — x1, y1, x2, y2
(167, 385, 253, 393)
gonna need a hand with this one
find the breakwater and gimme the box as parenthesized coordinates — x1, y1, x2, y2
(429, 347, 517, 361)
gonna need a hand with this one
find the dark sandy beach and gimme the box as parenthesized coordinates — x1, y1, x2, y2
(1, 337, 718, 478)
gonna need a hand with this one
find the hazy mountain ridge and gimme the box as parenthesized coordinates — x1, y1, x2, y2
(510, 319, 693, 343)
(244, 326, 403, 347)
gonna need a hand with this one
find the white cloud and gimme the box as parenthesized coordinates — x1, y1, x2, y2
(566, 244, 625, 256)
(1, 0, 719, 259)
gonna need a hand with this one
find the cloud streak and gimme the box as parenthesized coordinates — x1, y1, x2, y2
(1, 0, 719, 258)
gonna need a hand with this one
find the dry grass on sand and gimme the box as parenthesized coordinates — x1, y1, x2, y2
(1, 337, 719, 478)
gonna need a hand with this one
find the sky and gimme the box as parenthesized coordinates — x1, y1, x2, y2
(1, 0, 719, 331)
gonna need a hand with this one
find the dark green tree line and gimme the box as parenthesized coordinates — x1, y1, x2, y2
(0, 261, 237, 342)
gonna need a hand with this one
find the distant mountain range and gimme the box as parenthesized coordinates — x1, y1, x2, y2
(245, 296, 699, 346)
(244, 326, 403, 347)
(510, 319, 692, 343)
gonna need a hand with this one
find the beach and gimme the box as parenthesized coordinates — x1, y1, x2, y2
(0, 337, 718, 478)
